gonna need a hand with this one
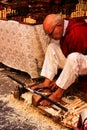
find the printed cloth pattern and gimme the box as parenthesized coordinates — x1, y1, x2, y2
(0, 20, 50, 78)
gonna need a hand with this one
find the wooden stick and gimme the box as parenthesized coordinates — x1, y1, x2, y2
(75, 104, 87, 114)
(65, 98, 81, 108)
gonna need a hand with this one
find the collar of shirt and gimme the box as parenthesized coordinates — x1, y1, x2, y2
(63, 20, 69, 36)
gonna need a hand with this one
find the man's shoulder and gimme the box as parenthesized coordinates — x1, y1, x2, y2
(66, 18, 87, 33)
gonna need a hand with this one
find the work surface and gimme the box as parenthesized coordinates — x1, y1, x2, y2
(0, 66, 69, 130)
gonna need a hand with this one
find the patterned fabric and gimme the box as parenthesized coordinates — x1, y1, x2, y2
(0, 20, 50, 78)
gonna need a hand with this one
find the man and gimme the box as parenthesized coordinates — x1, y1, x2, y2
(31, 14, 87, 106)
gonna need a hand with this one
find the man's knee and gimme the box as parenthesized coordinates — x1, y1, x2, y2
(47, 43, 57, 50)
(67, 52, 80, 62)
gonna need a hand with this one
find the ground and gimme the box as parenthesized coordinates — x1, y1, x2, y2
(0, 65, 70, 130)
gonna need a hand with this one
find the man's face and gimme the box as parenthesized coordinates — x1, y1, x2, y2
(48, 22, 64, 40)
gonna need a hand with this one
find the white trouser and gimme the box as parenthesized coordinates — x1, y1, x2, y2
(41, 42, 66, 80)
(80, 109, 87, 124)
(41, 42, 87, 90)
(56, 52, 87, 89)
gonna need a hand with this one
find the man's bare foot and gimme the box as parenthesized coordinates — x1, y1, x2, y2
(40, 87, 64, 106)
(31, 78, 52, 90)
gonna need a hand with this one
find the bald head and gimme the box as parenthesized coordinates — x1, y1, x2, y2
(43, 14, 64, 35)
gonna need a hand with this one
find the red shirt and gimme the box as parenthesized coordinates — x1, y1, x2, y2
(61, 18, 87, 57)
(60, 18, 87, 92)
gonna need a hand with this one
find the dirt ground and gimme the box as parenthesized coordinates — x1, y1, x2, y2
(0, 65, 70, 130)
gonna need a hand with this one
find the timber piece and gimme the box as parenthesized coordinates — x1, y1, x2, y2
(38, 105, 62, 122)
(38, 106, 54, 117)
(12, 89, 20, 99)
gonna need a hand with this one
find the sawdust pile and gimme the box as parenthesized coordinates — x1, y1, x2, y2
(0, 93, 70, 130)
